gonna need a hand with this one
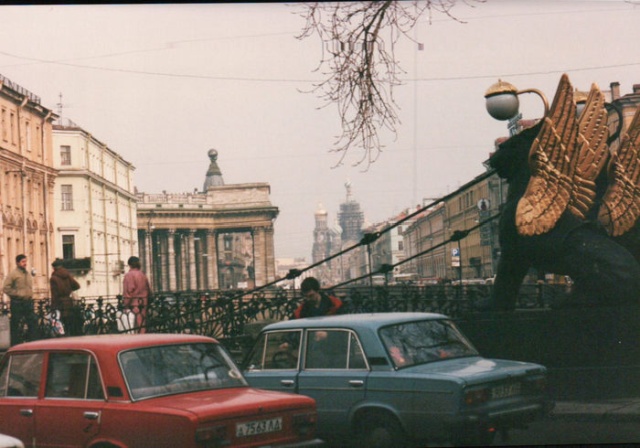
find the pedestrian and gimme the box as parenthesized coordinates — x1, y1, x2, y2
(293, 277, 343, 319)
(49, 259, 81, 336)
(122, 256, 152, 333)
(3, 254, 37, 344)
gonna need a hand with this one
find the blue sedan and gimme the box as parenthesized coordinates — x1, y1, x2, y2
(242, 312, 553, 447)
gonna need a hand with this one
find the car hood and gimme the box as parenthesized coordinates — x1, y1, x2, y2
(139, 387, 314, 419)
(401, 356, 544, 385)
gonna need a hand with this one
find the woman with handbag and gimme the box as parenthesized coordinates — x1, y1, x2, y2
(122, 256, 152, 333)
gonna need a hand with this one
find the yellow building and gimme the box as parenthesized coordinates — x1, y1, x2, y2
(0, 74, 57, 298)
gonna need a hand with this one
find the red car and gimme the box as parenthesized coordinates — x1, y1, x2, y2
(0, 334, 322, 448)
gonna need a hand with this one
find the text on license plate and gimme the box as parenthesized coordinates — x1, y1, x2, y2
(492, 382, 521, 399)
(236, 417, 283, 437)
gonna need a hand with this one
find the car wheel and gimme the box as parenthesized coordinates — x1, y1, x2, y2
(355, 411, 408, 448)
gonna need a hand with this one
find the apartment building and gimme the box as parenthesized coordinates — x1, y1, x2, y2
(52, 120, 138, 299)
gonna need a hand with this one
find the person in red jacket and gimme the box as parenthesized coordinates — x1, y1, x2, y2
(293, 277, 342, 319)
(123, 256, 152, 333)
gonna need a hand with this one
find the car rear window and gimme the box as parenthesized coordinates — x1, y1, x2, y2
(119, 342, 247, 400)
(379, 319, 478, 368)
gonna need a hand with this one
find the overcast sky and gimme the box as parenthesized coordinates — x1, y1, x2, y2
(0, 1, 638, 260)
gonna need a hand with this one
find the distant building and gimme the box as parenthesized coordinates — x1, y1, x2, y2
(0, 74, 57, 298)
(275, 257, 307, 289)
(311, 203, 342, 286)
(52, 119, 138, 299)
(338, 180, 364, 243)
(136, 150, 279, 292)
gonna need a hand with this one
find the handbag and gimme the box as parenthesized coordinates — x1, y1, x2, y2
(49, 310, 65, 337)
(117, 309, 136, 334)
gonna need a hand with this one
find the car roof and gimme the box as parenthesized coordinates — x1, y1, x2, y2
(7, 333, 216, 354)
(262, 312, 449, 331)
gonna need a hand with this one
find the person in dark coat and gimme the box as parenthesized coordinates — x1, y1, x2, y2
(293, 277, 343, 319)
(50, 259, 81, 335)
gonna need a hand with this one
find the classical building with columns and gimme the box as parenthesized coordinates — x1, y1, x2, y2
(136, 150, 279, 292)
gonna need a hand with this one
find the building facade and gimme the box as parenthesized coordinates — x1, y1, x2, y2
(0, 74, 57, 298)
(52, 120, 138, 299)
(311, 203, 342, 286)
(136, 150, 279, 292)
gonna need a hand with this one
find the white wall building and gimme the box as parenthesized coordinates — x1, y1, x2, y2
(52, 119, 138, 300)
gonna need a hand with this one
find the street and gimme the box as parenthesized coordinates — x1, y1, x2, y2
(492, 418, 639, 446)
(420, 419, 639, 447)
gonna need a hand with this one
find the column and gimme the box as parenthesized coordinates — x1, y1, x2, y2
(196, 232, 205, 290)
(180, 232, 188, 290)
(263, 225, 276, 284)
(167, 229, 177, 291)
(253, 227, 265, 287)
(206, 229, 218, 290)
(188, 230, 197, 291)
(145, 229, 154, 289)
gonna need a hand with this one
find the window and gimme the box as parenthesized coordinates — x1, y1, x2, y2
(305, 330, 366, 370)
(62, 235, 75, 259)
(60, 145, 71, 165)
(61, 184, 73, 210)
(10, 112, 15, 144)
(119, 343, 246, 400)
(25, 120, 31, 152)
(45, 353, 104, 400)
(1, 108, 6, 141)
(245, 330, 302, 371)
(0, 353, 44, 397)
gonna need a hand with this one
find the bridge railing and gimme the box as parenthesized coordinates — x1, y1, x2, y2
(1, 282, 570, 355)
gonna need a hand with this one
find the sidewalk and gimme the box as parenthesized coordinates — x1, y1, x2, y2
(552, 398, 640, 422)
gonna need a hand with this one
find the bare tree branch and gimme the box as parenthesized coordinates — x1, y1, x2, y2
(295, 1, 483, 169)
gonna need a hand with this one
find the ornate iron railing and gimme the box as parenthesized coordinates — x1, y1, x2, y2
(1, 282, 570, 357)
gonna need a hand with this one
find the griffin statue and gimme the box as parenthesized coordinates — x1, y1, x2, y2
(483, 74, 640, 311)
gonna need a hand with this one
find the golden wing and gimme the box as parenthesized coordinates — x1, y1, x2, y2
(516, 74, 578, 236)
(598, 105, 640, 236)
(567, 83, 609, 219)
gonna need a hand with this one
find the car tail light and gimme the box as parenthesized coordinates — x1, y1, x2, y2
(293, 411, 317, 437)
(196, 424, 229, 447)
(464, 387, 489, 406)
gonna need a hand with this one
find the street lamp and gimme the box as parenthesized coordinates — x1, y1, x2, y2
(484, 79, 550, 121)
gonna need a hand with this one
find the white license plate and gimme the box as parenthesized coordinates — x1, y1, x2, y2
(492, 382, 521, 399)
(236, 417, 283, 437)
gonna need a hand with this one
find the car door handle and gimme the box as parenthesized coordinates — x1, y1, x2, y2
(83, 411, 100, 421)
(349, 380, 364, 387)
(280, 379, 295, 387)
(19, 409, 33, 417)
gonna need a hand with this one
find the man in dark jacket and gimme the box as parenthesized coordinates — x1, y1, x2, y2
(50, 259, 81, 335)
(293, 277, 342, 319)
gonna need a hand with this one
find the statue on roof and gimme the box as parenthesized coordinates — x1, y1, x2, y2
(203, 149, 225, 192)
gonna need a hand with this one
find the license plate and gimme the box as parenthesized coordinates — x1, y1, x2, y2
(492, 382, 521, 399)
(236, 417, 283, 437)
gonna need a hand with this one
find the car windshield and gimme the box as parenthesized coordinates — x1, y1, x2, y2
(119, 342, 247, 400)
(379, 319, 479, 368)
